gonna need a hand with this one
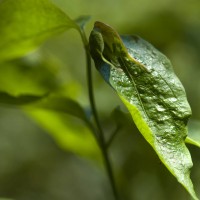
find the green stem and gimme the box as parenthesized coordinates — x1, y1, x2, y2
(79, 28, 119, 200)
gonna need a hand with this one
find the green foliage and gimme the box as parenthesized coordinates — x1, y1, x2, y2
(24, 95, 101, 158)
(186, 120, 200, 148)
(89, 21, 198, 200)
(0, 91, 46, 105)
(28, 109, 100, 159)
(30, 95, 89, 122)
(0, 0, 77, 61)
(0, 56, 61, 96)
(0, 0, 200, 200)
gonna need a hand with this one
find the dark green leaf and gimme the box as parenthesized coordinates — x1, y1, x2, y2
(111, 106, 133, 127)
(30, 95, 88, 122)
(0, 0, 77, 61)
(89, 21, 198, 200)
(0, 91, 46, 105)
(0, 90, 89, 123)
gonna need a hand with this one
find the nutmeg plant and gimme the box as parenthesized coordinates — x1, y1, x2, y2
(0, 0, 200, 200)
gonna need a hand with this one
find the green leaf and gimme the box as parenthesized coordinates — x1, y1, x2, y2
(0, 55, 61, 96)
(0, 91, 46, 105)
(111, 106, 133, 127)
(186, 120, 200, 148)
(89, 21, 198, 200)
(0, 0, 77, 61)
(29, 95, 89, 123)
(27, 109, 101, 160)
(0, 91, 88, 123)
(186, 137, 200, 148)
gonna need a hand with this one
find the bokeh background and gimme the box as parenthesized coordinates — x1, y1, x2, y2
(0, 0, 200, 199)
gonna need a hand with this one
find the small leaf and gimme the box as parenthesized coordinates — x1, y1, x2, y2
(0, 91, 46, 105)
(0, 0, 77, 61)
(89, 21, 198, 200)
(186, 120, 200, 148)
(186, 137, 200, 148)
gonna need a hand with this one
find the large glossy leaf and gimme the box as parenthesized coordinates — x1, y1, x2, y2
(0, 0, 77, 61)
(89, 21, 198, 200)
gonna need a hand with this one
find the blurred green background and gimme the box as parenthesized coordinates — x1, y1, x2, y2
(0, 0, 200, 199)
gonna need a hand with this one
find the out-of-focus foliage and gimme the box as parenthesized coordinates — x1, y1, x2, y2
(0, 0, 77, 61)
(0, 91, 46, 105)
(28, 109, 100, 159)
(0, 0, 200, 200)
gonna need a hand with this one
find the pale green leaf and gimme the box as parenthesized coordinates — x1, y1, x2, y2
(0, 0, 77, 61)
(27, 109, 101, 160)
(89, 21, 198, 200)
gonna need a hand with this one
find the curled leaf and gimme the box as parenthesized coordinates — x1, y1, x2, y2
(89, 21, 198, 200)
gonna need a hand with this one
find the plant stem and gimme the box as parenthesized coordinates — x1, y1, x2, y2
(79, 29, 119, 200)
